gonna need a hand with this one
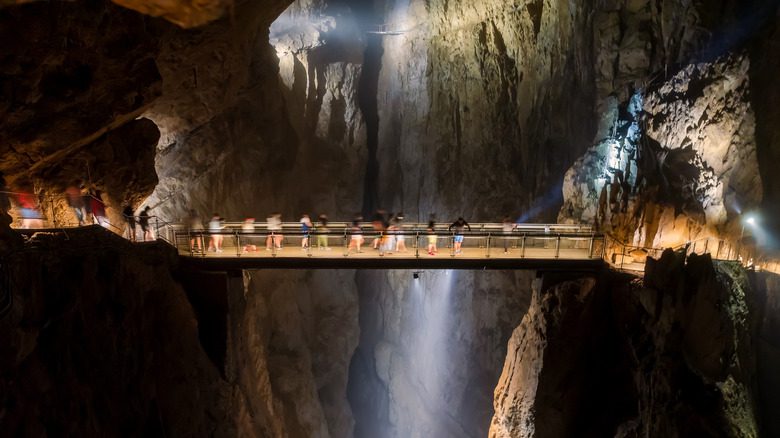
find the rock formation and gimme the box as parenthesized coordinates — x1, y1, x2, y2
(560, 53, 762, 248)
(0, 228, 235, 435)
(112, 0, 233, 29)
(1, 0, 780, 436)
(491, 251, 769, 437)
(0, 1, 162, 199)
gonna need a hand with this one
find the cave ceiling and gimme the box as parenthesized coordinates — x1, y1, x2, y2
(0, 0, 292, 202)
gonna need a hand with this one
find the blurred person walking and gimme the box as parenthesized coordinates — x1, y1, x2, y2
(66, 182, 86, 225)
(266, 213, 283, 250)
(316, 214, 330, 250)
(90, 190, 108, 228)
(123, 204, 136, 241)
(427, 226, 438, 255)
(186, 209, 204, 252)
(348, 219, 364, 253)
(16, 189, 43, 229)
(241, 217, 258, 252)
(300, 214, 313, 250)
(208, 213, 225, 253)
(139, 206, 153, 241)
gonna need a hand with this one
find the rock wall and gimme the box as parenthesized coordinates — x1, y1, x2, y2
(753, 271, 780, 437)
(369, 0, 597, 221)
(0, 228, 236, 436)
(0, 1, 163, 205)
(491, 251, 772, 437)
(560, 53, 762, 248)
(224, 269, 360, 438)
(558, 1, 780, 248)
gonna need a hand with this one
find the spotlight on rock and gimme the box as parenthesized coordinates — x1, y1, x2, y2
(413, 271, 422, 279)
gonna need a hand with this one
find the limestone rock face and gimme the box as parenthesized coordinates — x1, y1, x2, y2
(754, 272, 780, 437)
(0, 228, 236, 436)
(369, 0, 597, 220)
(489, 275, 631, 438)
(225, 269, 360, 438)
(560, 54, 761, 248)
(111, 0, 233, 28)
(0, 1, 162, 198)
(142, 0, 366, 222)
(490, 252, 765, 437)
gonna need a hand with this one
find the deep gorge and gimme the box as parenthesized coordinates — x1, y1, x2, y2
(2, 0, 780, 436)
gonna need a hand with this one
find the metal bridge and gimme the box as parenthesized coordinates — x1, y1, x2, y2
(11, 219, 777, 273)
(156, 222, 606, 271)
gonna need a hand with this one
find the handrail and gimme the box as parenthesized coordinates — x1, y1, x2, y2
(6, 217, 778, 274)
(169, 225, 606, 261)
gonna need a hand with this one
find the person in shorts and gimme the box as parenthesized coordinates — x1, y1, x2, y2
(448, 217, 471, 255)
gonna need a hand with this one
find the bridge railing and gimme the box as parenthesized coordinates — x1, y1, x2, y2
(673, 237, 751, 262)
(604, 234, 666, 271)
(167, 225, 604, 260)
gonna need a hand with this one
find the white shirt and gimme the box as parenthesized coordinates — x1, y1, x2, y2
(267, 216, 282, 231)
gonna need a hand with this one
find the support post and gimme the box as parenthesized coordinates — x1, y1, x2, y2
(587, 234, 594, 258)
(520, 234, 526, 258)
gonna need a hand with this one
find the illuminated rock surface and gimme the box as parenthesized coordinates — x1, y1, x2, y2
(111, 0, 232, 29)
(491, 252, 772, 437)
(1, 0, 780, 436)
(560, 54, 762, 248)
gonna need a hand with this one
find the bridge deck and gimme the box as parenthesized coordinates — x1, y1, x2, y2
(180, 247, 605, 271)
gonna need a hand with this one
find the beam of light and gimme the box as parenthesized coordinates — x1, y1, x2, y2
(515, 185, 563, 223)
(742, 213, 779, 252)
(404, 269, 459, 435)
(269, 6, 337, 58)
(696, 2, 778, 62)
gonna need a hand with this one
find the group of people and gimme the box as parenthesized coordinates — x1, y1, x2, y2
(183, 209, 486, 257)
(123, 205, 154, 242)
(64, 183, 109, 228)
(1, 180, 159, 242)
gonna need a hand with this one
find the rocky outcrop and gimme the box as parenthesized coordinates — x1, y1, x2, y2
(0, 1, 162, 198)
(491, 251, 766, 437)
(490, 274, 633, 438)
(112, 0, 233, 29)
(754, 271, 780, 437)
(0, 227, 236, 435)
(1, 0, 238, 29)
(560, 53, 761, 248)
(368, 0, 597, 220)
(143, 0, 365, 222)
(224, 269, 360, 438)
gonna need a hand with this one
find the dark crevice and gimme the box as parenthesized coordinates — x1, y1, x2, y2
(358, 34, 384, 217)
